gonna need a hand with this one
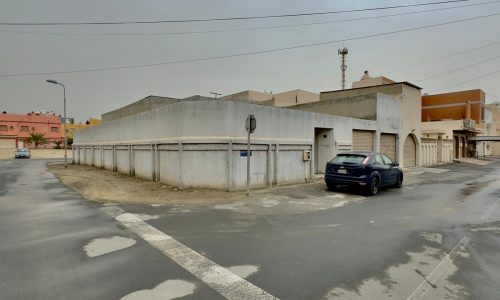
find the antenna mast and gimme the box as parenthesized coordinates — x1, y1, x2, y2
(338, 47, 348, 90)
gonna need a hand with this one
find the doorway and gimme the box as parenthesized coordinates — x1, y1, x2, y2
(314, 128, 334, 174)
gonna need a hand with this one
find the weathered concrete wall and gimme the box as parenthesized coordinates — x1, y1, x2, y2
(75, 99, 401, 189)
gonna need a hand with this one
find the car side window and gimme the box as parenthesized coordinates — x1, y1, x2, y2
(381, 155, 393, 166)
(372, 154, 384, 166)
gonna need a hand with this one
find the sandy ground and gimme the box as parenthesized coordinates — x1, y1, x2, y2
(0, 149, 73, 159)
(48, 163, 245, 205)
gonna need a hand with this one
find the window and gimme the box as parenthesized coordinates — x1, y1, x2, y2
(481, 106, 485, 121)
(0, 125, 7, 131)
(329, 154, 366, 164)
(21, 126, 29, 132)
(51, 127, 58, 132)
(381, 154, 394, 165)
(372, 154, 384, 165)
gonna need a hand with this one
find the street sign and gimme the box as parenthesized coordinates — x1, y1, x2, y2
(246, 114, 256, 133)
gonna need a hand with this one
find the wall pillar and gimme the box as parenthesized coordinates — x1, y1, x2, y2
(267, 144, 272, 188)
(112, 145, 116, 172)
(178, 142, 184, 190)
(274, 144, 279, 185)
(227, 142, 233, 191)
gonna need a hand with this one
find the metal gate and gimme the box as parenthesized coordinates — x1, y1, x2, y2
(352, 130, 374, 152)
(380, 134, 397, 161)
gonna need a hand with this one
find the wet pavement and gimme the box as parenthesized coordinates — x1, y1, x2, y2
(1, 159, 499, 299)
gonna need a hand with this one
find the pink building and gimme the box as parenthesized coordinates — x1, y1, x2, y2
(0, 112, 62, 149)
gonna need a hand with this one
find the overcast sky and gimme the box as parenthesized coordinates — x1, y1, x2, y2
(1, 0, 500, 122)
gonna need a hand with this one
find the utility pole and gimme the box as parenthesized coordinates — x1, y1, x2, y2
(210, 92, 222, 98)
(338, 47, 348, 90)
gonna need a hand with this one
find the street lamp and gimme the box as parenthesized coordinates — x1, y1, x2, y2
(46, 79, 68, 168)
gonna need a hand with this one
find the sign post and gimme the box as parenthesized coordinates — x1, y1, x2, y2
(245, 114, 256, 195)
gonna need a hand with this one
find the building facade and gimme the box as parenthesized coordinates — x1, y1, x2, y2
(421, 89, 493, 159)
(74, 95, 402, 190)
(293, 77, 422, 168)
(0, 112, 62, 149)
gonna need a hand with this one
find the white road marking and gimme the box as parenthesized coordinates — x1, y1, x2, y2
(406, 237, 469, 300)
(481, 198, 499, 220)
(102, 206, 278, 300)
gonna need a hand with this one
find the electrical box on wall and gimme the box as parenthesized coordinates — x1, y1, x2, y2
(303, 150, 312, 161)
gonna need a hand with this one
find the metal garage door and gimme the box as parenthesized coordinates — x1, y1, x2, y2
(352, 130, 374, 151)
(0, 138, 16, 149)
(404, 135, 416, 167)
(380, 134, 397, 161)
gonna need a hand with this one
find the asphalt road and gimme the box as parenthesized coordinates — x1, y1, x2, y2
(1, 159, 499, 300)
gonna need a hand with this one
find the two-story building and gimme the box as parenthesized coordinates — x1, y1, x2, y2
(421, 89, 494, 161)
(0, 112, 62, 149)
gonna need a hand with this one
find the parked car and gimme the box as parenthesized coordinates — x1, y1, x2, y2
(324, 151, 403, 196)
(14, 148, 31, 159)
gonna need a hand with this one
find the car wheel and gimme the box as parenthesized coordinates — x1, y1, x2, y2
(394, 174, 403, 188)
(367, 176, 380, 196)
(327, 183, 337, 191)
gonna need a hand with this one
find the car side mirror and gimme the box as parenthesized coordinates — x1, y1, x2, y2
(392, 162, 399, 167)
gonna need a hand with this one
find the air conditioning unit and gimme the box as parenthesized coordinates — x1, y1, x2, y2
(463, 119, 475, 129)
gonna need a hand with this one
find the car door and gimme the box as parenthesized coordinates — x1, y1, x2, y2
(381, 154, 398, 184)
(371, 154, 391, 185)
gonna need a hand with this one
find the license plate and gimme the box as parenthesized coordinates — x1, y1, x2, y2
(338, 169, 347, 174)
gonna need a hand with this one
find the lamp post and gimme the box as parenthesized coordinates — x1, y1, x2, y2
(46, 79, 67, 168)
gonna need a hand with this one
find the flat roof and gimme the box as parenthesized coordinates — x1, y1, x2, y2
(320, 81, 422, 94)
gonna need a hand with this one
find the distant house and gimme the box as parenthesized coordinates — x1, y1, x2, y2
(0, 112, 62, 149)
(421, 89, 495, 160)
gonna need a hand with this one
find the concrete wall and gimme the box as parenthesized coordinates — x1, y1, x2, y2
(75, 99, 401, 189)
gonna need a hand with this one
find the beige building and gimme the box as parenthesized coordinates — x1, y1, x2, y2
(352, 70, 396, 89)
(288, 73, 422, 168)
(222, 89, 319, 107)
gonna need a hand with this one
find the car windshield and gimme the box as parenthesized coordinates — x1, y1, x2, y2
(329, 154, 366, 164)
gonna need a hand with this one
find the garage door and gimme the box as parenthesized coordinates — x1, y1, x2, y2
(0, 138, 16, 149)
(353, 130, 374, 151)
(380, 134, 397, 161)
(403, 135, 416, 167)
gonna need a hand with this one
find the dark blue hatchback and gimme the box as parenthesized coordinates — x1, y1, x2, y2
(324, 151, 403, 195)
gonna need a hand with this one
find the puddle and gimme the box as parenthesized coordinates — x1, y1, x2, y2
(135, 214, 159, 221)
(227, 265, 259, 279)
(324, 193, 346, 199)
(260, 199, 280, 208)
(323, 240, 470, 299)
(214, 201, 245, 210)
(470, 226, 500, 233)
(121, 279, 196, 300)
(421, 232, 443, 244)
(84, 236, 136, 257)
(331, 200, 348, 208)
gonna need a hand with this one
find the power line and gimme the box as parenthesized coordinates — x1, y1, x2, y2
(0, 0, 469, 26)
(416, 54, 500, 82)
(1, 11, 499, 78)
(391, 39, 500, 73)
(1, 0, 496, 36)
(431, 68, 500, 92)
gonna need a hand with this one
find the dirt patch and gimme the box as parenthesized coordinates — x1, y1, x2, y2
(48, 163, 244, 205)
